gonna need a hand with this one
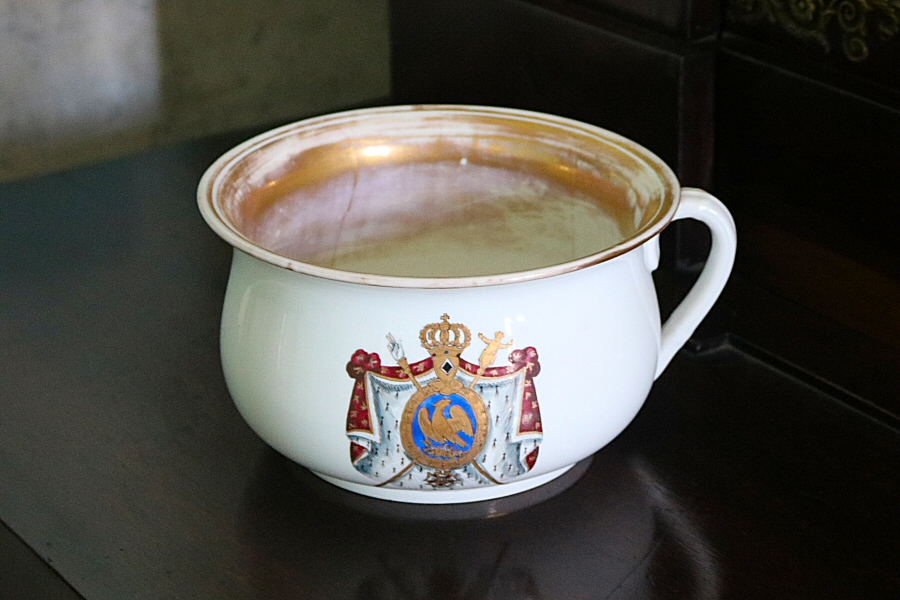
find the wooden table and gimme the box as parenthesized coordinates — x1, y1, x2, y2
(2, 133, 898, 599)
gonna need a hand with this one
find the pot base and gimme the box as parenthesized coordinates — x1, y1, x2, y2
(313, 463, 577, 504)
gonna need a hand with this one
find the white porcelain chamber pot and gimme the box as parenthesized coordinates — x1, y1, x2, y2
(198, 105, 736, 504)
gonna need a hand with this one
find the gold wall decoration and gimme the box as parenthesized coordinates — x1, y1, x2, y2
(728, 0, 900, 62)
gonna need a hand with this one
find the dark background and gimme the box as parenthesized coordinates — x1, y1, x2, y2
(3, 1, 899, 598)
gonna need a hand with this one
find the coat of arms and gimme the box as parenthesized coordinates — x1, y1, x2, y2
(345, 314, 542, 490)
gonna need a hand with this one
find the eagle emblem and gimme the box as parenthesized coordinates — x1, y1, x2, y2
(418, 397, 473, 448)
(345, 314, 543, 490)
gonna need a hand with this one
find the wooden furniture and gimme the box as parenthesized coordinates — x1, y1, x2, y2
(391, 0, 900, 339)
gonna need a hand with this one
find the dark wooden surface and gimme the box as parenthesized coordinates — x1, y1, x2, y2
(390, 0, 717, 187)
(571, 0, 720, 38)
(2, 129, 900, 599)
(713, 35, 900, 348)
(714, 35, 900, 271)
(0, 522, 82, 600)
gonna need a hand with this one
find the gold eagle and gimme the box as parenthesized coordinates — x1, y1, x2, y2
(418, 398, 474, 448)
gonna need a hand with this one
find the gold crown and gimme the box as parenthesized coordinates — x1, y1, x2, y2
(419, 314, 471, 357)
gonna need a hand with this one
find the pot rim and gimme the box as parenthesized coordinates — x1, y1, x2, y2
(197, 104, 680, 289)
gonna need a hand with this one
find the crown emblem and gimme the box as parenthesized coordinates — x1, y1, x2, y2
(419, 314, 471, 359)
(346, 313, 544, 488)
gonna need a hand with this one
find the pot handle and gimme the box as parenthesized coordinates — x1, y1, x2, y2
(655, 188, 736, 379)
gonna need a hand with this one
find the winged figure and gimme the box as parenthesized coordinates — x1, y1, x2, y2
(418, 398, 474, 448)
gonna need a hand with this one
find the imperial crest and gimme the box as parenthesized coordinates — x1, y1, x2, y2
(345, 314, 543, 490)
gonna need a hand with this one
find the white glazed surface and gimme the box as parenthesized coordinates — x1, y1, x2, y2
(221, 244, 661, 502)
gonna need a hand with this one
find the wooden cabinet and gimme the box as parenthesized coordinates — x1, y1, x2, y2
(390, 0, 717, 187)
(390, 0, 900, 344)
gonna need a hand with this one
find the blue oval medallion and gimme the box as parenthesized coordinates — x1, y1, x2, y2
(411, 393, 477, 460)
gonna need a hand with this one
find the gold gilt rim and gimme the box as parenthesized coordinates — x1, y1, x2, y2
(197, 105, 680, 289)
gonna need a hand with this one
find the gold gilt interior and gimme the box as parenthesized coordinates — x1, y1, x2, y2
(212, 107, 677, 279)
